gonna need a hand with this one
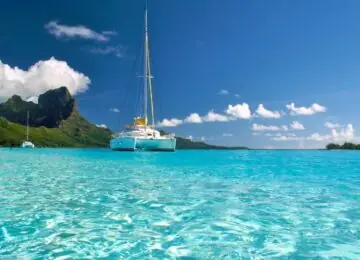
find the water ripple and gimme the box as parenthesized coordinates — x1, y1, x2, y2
(0, 149, 359, 258)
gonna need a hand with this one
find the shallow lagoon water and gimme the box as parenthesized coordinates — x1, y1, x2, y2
(0, 149, 359, 259)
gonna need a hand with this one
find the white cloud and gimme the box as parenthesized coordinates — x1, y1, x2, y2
(253, 132, 261, 136)
(200, 136, 205, 141)
(218, 89, 229, 95)
(26, 96, 39, 104)
(234, 94, 240, 98)
(187, 135, 193, 140)
(184, 113, 203, 123)
(307, 133, 330, 141)
(324, 122, 343, 129)
(308, 124, 355, 142)
(255, 104, 282, 118)
(96, 124, 107, 129)
(290, 121, 305, 130)
(330, 124, 355, 141)
(222, 133, 233, 137)
(0, 57, 90, 102)
(203, 110, 230, 122)
(268, 124, 355, 143)
(272, 135, 304, 141)
(157, 118, 183, 127)
(86, 45, 126, 58)
(286, 102, 326, 116)
(266, 133, 295, 137)
(225, 103, 252, 119)
(252, 123, 287, 131)
(109, 108, 120, 113)
(45, 21, 116, 42)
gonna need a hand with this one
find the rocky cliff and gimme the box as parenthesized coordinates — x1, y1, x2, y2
(0, 87, 111, 147)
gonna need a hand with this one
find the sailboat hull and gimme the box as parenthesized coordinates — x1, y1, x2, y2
(110, 136, 176, 152)
(136, 137, 176, 151)
(110, 137, 137, 151)
(21, 141, 35, 148)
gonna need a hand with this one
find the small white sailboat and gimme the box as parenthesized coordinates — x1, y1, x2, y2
(110, 6, 176, 152)
(21, 111, 35, 148)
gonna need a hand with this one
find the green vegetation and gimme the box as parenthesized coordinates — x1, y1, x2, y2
(159, 131, 248, 150)
(0, 115, 111, 147)
(326, 142, 360, 150)
(176, 136, 248, 149)
(0, 87, 111, 147)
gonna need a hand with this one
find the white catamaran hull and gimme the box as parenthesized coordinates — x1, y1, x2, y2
(110, 137, 137, 151)
(136, 138, 176, 151)
(110, 137, 176, 151)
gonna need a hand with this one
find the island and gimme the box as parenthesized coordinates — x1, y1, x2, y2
(0, 87, 248, 149)
(326, 142, 360, 150)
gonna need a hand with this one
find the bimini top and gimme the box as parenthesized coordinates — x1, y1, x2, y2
(126, 117, 148, 129)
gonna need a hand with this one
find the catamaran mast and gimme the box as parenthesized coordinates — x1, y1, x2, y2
(144, 2, 155, 129)
(144, 5, 148, 122)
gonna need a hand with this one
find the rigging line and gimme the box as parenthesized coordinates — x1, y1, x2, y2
(133, 42, 145, 119)
(147, 42, 155, 129)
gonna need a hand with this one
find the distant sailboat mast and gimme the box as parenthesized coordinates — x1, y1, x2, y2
(26, 111, 29, 141)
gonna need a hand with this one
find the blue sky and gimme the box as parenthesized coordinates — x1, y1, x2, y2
(1, 0, 360, 148)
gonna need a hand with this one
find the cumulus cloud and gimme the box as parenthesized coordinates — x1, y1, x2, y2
(218, 89, 229, 95)
(26, 96, 39, 103)
(255, 104, 282, 118)
(157, 118, 183, 127)
(225, 103, 252, 119)
(0, 57, 90, 102)
(222, 133, 233, 137)
(290, 121, 305, 130)
(267, 124, 355, 143)
(266, 133, 295, 137)
(324, 122, 343, 129)
(308, 124, 355, 142)
(252, 123, 288, 131)
(85, 45, 126, 58)
(203, 111, 230, 122)
(286, 102, 326, 116)
(184, 113, 203, 123)
(109, 108, 120, 113)
(272, 135, 304, 141)
(96, 124, 107, 129)
(307, 133, 329, 141)
(45, 21, 116, 42)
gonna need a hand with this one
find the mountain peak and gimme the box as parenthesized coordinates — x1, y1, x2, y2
(0, 87, 77, 128)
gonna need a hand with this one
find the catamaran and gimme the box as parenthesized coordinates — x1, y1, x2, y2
(21, 111, 35, 148)
(110, 6, 176, 152)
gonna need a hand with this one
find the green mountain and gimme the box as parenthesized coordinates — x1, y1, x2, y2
(0, 87, 111, 147)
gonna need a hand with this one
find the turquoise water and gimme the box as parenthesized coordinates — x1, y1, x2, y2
(0, 149, 359, 259)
